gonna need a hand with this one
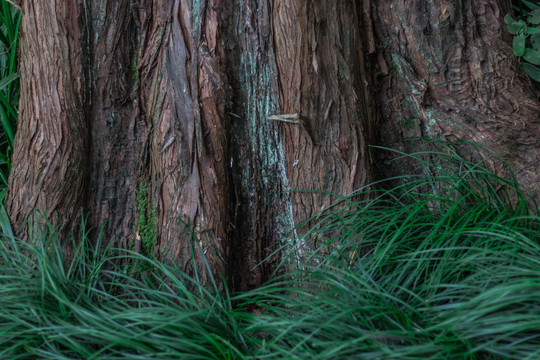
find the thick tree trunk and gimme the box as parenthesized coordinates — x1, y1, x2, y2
(7, 0, 540, 291)
(7, 0, 374, 291)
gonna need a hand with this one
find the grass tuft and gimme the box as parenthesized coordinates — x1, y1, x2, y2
(242, 141, 540, 359)
(0, 0, 19, 190)
(1, 141, 540, 359)
(0, 217, 254, 359)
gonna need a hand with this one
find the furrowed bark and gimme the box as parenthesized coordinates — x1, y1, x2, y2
(136, 0, 229, 283)
(9, 0, 539, 293)
(8, 1, 231, 284)
(7, 0, 88, 245)
(271, 0, 375, 245)
(373, 0, 540, 201)
(5, 0, 379, 291)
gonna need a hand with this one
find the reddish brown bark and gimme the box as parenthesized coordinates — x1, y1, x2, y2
(7, 1, 88, 244)
(136, 1, 230, 282)
(272, 0, 375, 239)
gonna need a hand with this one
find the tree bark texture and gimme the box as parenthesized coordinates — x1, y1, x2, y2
(7, 0, 540, 291)
(7, 1, 88, 244)
(372, 0, 540, 200)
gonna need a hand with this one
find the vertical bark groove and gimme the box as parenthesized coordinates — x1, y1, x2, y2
(87, 1, 142, 249)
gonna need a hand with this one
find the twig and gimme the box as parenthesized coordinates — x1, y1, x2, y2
(268, 113, 301, 124)
(4, 0, 21, 12)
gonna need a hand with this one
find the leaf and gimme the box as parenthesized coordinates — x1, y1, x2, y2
(523, 48, 540, 65)
(521, 62, 540, 82)
(505, 14, 522, 34)
(0, 103, 13, 148)
(513, 34, 526, 56)
(522, 0, 540, 11)
(527, 26, 540, 35)
(0, 72, 17, 91)
(0, 195, 13, 237)
(532, 33, 540, 52)
(528, 8, 540, 25)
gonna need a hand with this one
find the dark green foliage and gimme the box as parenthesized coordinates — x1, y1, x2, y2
(246, 141, 540, 359)
(507, 1, 540, 81)
(0, 216, 253, 359)
(0, 0, 19, 193)
(1, 142, 540, 359)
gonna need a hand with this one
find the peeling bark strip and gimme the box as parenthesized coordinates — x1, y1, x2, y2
(373, 0, 540, 200)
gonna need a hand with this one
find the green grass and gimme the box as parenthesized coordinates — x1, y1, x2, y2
(0, 0, 20, 193)
(0, 215, 254, 359)
(1, 141, 540, 359)
(242, 141, 540, 359)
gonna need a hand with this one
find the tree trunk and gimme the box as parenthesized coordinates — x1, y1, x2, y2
(6, 0, 540, 291)
(7, 0, 374, 291)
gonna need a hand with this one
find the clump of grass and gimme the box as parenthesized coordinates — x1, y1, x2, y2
(0, 216, 255, 359)
(242, 141, 540, 359)
(1, 141, 540, 359)
(0, 0, 20, 190)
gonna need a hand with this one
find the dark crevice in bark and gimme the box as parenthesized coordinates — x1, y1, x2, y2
(80, 1, 94, 237)
(81, 0, 94, 147)
(86, 2, 142, 249)
(221, 0, 289, 292)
